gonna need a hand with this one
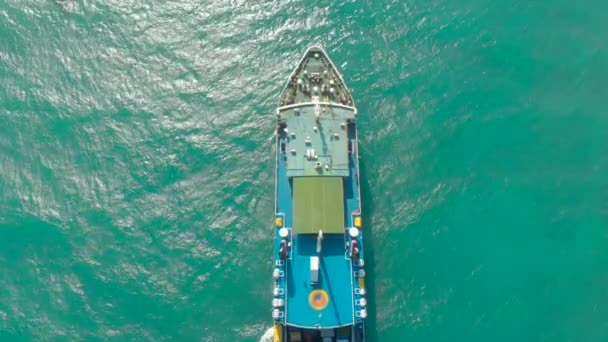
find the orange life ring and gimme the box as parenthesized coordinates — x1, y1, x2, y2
(308, 289, 329, 310)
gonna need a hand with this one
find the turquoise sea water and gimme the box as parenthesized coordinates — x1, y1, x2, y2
(1, 1, 607, 341)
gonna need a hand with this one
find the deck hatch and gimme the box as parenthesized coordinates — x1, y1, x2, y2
(293, 177, 344, 234)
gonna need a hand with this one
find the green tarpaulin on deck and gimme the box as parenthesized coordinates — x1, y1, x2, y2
(293, 177, 344, 234)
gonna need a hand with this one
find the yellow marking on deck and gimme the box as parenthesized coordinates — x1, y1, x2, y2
(354, 216, 362, 228)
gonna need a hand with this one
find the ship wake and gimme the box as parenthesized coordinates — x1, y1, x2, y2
(259, 326, 274, 342)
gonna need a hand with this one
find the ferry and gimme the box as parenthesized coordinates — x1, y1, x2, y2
(272, 46, 366, 342)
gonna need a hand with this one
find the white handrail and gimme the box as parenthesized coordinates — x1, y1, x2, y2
(276, 102, 357, 114)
